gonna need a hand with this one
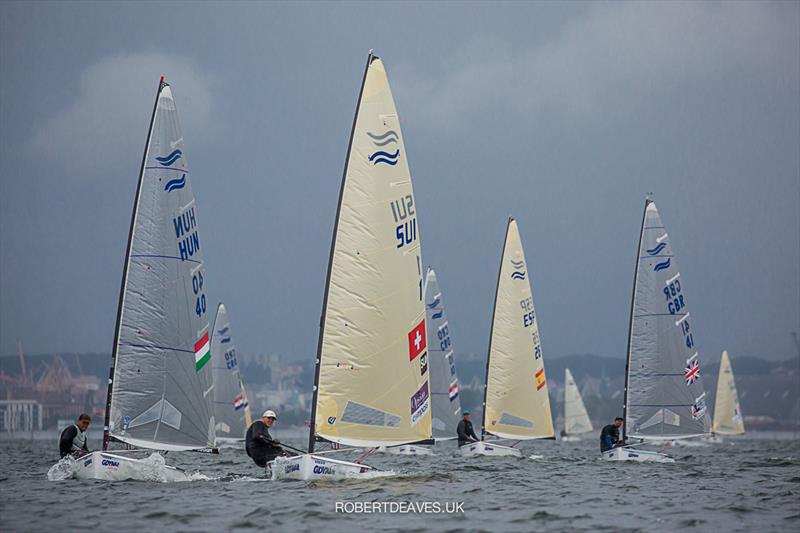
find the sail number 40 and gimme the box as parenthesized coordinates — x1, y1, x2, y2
(192, 270, 207, 317)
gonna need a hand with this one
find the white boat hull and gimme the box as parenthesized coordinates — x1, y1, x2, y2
(271, 454, 379, 481)
(603, 446, 675, 463)
(459, 441, 522, 457)
(560, 435, 582, 442)
(377, 444, 434, 456)
(71, 451, 189, 482)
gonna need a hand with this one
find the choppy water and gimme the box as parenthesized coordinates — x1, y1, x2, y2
(2, 432, 798, 532)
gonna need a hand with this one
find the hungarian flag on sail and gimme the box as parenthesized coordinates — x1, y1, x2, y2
(684, 357, 700, 385)
(233, 394, 247, 410)
(535, 369, 546, 390)
(407, 320, 427, 361)
(194, 331, 211, 371)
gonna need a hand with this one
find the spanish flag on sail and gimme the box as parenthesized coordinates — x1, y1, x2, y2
(535, 369, 546, 391)
(194, 331, 211, 371)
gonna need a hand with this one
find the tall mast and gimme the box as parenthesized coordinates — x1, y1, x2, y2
(481, 216, 514, 439)
(621, 198, 650, 443)
(102, 77, 165, 451)
(307, 53, 374, 453)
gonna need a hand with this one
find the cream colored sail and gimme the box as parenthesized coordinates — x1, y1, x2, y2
(310, 54, 431, 449)
(483, 218, 554, 440)
(564, 368, 593, 435)
(712, 350, 745, 435)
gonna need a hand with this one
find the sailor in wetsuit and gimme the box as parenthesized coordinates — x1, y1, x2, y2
(600, 417, 624, 452)
(59, 414, 91, 458)
(246, 410, 290, 467)
(456, 410, 480, 447)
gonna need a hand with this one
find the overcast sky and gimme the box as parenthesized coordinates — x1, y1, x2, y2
(1, 1, 798, 364)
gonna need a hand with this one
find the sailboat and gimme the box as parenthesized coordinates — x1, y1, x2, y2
(71, 78, 217, 481)
(606, 199, 710, 463)
(561, 368, 592, 441)
(211, 303, 253, 447)
(709, 350, 745, 441)
(380, 267, 463, 455)
(462, 217, 555, 457)
(273, 52, 432, 480)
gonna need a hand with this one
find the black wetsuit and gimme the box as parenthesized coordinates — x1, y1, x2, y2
(600, 424, 620, 452)
(59, 425, 88, 458)
(457, 419, 479, 447)
(245, 421, 287, 467)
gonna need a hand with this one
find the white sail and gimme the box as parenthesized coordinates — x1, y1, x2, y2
(564, 368, 593, 435)
(211, 303, 252, 442)
(425, 267, 463, 440)
(482, 217, 555, 440)
(712, 350, 745, 435)
(104, 79, 215, 452)
(309, 54, 432, 450)
(624, 199, 710, 441)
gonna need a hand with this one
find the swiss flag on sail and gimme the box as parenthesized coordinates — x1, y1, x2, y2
(407, 320, 427, 361)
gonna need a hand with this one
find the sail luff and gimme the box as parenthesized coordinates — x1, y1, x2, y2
(481, 217, 512, 439)
(103, 78, 164, 451)
(622, 199, 649, 443)
(308, 53, 373, 454)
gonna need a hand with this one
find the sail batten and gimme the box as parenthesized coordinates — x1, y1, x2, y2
(106, 80, 215, 452)
(712, 350, 745, 435)
(624, 200, 710, 440)
(425, 268, 463, 440)
(310, 54, 432, 450)
(483, 218, 554, 440)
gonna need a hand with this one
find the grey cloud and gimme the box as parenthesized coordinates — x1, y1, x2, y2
(32, 52, 216, 178)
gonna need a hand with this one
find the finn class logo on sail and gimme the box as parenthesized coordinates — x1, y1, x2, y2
(157, 149, 187, 193)
(367, 130, 400, 166)
(510, 259, 526, 280)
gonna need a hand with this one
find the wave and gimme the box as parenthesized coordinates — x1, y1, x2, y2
(646, 242, 667, 255)
(220, 336, 232, 344)
(156, 149, 182, 166)
(654, 258, 671, 272)
(367, 130, 399, 142)
(432, 311, 444, 320)
(510, 259, 524, 268)
(511, 271, 526, 280)
(164, 174, 186, 193)
(217, 326, 230, 335)
(369, 149, 400, 166)
(427, 298, 441, 309)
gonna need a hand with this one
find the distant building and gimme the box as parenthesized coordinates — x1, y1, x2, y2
(0, 400, 42, 433)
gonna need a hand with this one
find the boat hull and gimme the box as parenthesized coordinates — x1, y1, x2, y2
(560, 435, 582, 442)
(271, 454, 376, 481)
(459, 441, 522, 457)
(71, 451, 188, 482)
(377, 444, 434, 456)
(602, 446, 675, 463)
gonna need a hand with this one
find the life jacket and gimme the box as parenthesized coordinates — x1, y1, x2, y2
(71, 425, 87, 451)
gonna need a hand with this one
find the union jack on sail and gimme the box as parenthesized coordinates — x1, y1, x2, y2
(684, 358, 700, 385)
